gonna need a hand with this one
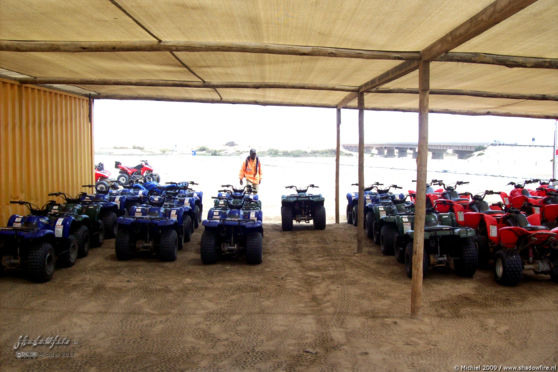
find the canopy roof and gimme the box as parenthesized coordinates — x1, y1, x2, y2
(1, 0, 557, 118)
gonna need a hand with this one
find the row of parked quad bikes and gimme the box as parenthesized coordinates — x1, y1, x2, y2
(94, 160, 161, 192)
(346, 179, 558, 286)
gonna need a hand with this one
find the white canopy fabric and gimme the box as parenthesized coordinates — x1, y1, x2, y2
(0, 0, 557, 118)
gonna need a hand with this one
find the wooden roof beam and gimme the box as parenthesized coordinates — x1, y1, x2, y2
(336, 0, 539, 108)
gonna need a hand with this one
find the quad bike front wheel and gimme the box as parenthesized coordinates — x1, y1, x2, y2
(102, 211, 118, 238)
(494, 250, 523, 286)
(454, 238, 478, 277)
(159, 229, 178, 262)
(404, 241, 429, 279)
(313, 206, 326, 230)
(380, 224, 397, 256)
(346, 204, 353, 225)
(246, 232, 263, 265)
(26, 242, 56, 283)
(95, 180, 109, 194)
(201, 230, 218, 264)
(116, 173, 129, 186)
(76, 225, 90, 258)
(58, 234, 79, 267)
(115, 228, 135, 260)
(281, 206, 293, 231)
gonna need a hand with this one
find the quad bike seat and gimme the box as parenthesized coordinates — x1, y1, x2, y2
(503, 212, 547, 231)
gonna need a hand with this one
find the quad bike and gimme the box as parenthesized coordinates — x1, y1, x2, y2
(201, 185, 263, 265)
(0, 200, 85, 282)
(500, 180, 558, 228)
(363, 184, 406, 244)
(387, 195, 477, 278)
(94, 162, 113, 193)
(346, 182, 382, 226)
(493, 211, 558, 286)
(78, 185, 120, 238)
(165, 181, 203, 228)
(281, 184, 326, 231)
(115, 159, 160, 186)
(115, 187, 194, 262)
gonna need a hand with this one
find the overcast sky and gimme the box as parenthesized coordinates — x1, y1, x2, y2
(93, 100, 557, 151)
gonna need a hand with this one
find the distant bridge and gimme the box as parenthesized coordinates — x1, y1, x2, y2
(342, 142, 488, 159)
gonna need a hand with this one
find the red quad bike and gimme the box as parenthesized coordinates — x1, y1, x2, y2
(115, 159, 160, 185)
(94, 162, 112, 193)
(459, 198, 558, 285)
(496, 211, 558, 286)
(501, 180, 558, 229)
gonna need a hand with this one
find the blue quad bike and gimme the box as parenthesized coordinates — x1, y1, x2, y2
(0, 200, 87, 282)
(115, 189, 195, 262)
(361, 184, 406, 244)
(346, 182, 383, 226)
(201, 185, 263, 265)
(281, 184, 326, 231)
(164, 181, 204, 228)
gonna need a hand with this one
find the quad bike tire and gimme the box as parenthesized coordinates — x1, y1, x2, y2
(380, 224, 396, 256)
(144, 173, 155, 182)
(494, 250, 523, 286)
(550, 261, 558, 283)
(404, 240, 429, 279)
(394, 238, 405, 264)
(115, 228, 135, 260)
(346, 204, 353, 225)
(352, 204, 358, 226)
(26, 242, 56, 283)
(102, 211, 118, 238)
(281, 206, 293, 231)
(454, 238, 478, 277)
(159, 229, 178, 262)
(95, 180, 110, 194)
(365, 211, 374, 239)
(476, 235, 490, 269)
(58, 234, 79, 267)
(201, 230, 218, 264)
(154, 173, 161, 183)
(193, 205, 200, 229)
(246, 232, 263, 265)
(92, 220, 104, 247)
(76, 225, 90, 258)
(373, 221, 381, 244)
(116, 173, 129, 186)
(313, 206, 326, 230)
(182, 215, 193, 246)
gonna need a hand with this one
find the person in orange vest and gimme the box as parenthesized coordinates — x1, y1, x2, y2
(239, 148, 262, 193)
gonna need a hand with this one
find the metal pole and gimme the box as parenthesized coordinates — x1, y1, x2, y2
(335, 108, 341, 224)
(553, 120, 557, 179)
(357, 93, 365, 253)
(411, 61, 430, 317)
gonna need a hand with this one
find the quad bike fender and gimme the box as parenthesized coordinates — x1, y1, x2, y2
(22, 229, 55, 240)
(51, 216, 74, 239)
(499, 226, 530, 248)
(346, 193, 355, 203)
(463, 212, 482, 229)
(500, 192, 511, 208)
(543, 204, 558, 223)
(117, 216, 135, 226)
(526, 213, 541, 226)
(155, 219, 176, 228)
(483, 214, 500, 245)
(510, 195, 527, 209)
(202, 220, 221, 228)
(244, 222, 263, 232)
(7, 214, 25, 227)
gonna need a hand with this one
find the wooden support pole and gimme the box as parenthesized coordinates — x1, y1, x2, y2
(411, 61, 430, 318)
(357, 93, 365, 253)
(335, 108, 341, 224)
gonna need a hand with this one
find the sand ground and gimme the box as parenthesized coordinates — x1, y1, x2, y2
(1, 223, 557, 371)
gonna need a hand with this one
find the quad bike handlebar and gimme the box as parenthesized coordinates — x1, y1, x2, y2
(10, 200, 56, 215)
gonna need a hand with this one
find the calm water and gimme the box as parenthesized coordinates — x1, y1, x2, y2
(96, 146, 553, 222)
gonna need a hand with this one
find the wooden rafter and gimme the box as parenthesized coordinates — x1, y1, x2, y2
(2, 41, 556, 69)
